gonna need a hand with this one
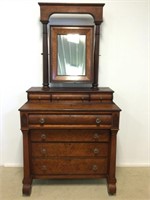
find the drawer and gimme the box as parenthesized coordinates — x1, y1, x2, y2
(52, 94, 89, 101)
(31, 158, 107, 175)
(28, 93, 51, 102)
(90, 94, 113, 102)
(31, 143, 108, 157)
(29, 114, 112, 126)
(30, 129, 110, 142)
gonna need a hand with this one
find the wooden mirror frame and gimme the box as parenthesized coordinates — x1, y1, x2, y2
(39, 3, 105, 88)
(50, 26, 94, 83)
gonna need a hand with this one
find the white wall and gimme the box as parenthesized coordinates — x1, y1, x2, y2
(0, 0, 149, 167)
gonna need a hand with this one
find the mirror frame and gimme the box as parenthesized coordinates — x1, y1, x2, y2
(39, 2, 105, 88)
(50, 26, 94, 83)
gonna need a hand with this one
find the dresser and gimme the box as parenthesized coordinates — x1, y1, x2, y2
(19, 3, 121, 196)
(19, 87, 120, 195)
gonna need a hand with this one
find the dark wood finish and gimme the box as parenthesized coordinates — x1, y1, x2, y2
(27, 87, 114, 103)
(31, 143, 109, 157)
(31, 158, 108, 175)
(19, 87, 121, 196)
(42, 22, 49, 87)
(38, 3, 104, 23)
(30, 129, 110, 142)
(93, 24, 101, 88)
(50, 26, 94, 83)
(38, 3, 105, 88)
(19, 2, 121, 197)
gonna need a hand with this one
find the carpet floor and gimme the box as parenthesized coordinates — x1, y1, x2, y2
(0, 167, 149, 200)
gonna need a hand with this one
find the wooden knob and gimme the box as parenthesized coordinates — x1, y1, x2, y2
(39, 118, 45, 124)
(41, 133, 46, 140)
(41, 148, 47, 155)
(96, 118, 101, 125)
(41, 165, 47, 171)
(93, 133, 99, 139)
(93, 148, 99, 154)
(92, 165, 98, 171)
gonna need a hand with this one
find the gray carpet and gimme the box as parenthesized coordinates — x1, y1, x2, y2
(0, 167, 149, 200)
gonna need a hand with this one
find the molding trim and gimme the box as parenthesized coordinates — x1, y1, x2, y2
(2, 163, 23, 167)
(1, 163, 149, 168)
(117, 163, 150, 167)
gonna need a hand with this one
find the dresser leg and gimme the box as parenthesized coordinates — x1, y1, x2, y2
(22, 178, 32, 196)
(22, 183, 32, 196)
(107, 181, 116, 195)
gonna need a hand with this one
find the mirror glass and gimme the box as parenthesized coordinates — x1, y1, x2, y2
(57, 34, 86, 76)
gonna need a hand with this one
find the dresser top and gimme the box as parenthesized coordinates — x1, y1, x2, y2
(27, 87, 114, 94)
(19, 102, 121, 112)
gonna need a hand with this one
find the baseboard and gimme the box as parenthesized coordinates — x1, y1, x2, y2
(117, 163, 150, 167)
(3, 163, 23, 167)
(1, 163, 149, 168)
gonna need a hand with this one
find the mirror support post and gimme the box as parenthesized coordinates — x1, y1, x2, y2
(42, 21, 49, 88)
(93, 22, 101, 89)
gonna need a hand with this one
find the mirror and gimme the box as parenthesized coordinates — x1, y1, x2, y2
(50, 26, 94, 82)
(58, 34, 86, 76)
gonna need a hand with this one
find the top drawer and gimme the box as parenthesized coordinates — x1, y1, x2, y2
(27, 88, 113, 103)
(28, 114, 112, 126)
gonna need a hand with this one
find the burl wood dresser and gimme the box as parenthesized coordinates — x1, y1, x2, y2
(19, 3, 121, 196)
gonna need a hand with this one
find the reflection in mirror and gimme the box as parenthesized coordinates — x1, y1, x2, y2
(58, 34, 86, 76)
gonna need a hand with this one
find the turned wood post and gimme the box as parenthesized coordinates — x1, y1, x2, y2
(92, 22, 101, 88)
(22, 129, 32, 195)
(42, 21, 49, 88)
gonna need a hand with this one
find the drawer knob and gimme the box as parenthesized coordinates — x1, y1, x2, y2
(41, 165, 47, 171)
(93, 148, 99, 154)
(41, 133, 46, 140)
(96, 118, 101, 125)
(93, 133, 99, 139)
(39, 118, 45, 124)
(41, 148, 47, 155)
(92, 165, 98, 171)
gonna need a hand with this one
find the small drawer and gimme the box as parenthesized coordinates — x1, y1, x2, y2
(30, 129, 110, 142)
(31, 158, 108, 175)
(90, 94, 112, 102)
(28, 94, 51, 101)
(52, 94, 89, 101)
(28, 114, 112, 126)
(31, 143, 109, 157)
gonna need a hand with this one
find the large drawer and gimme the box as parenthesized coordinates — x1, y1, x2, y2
(30, 129, 110, 142)
(31, 158, 108, 175)
(31, 143, 108, 157)
(29, 114, 112, 126)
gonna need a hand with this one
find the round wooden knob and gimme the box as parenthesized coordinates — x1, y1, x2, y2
(41, 133, 46, 140)
(39, 118, 45, 124)
(92, 165, 98, 171)
(41, 165, 47, 171)
(41, 148, 47, 155)
(93, 148, 99, 154)
(96, 118, 101, 125)
(93, 133, 99, 139)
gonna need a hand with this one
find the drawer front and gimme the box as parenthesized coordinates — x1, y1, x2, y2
(28, 94, 51, 100)
(29, 114, 112, 126)
(90, 94, 112, 102)
(52, 94, 89, 101)
(30, 129, 110, 142)
(31, 158, 107, 175)
(31, 143, 108, 157)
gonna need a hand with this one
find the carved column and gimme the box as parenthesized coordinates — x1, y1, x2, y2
(22, 129, 32, 195)
(92, 22, 101, 88)
(20, 113, 32, 195)
(107, 129, 118, 194)
(42, 21, 49, 88)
